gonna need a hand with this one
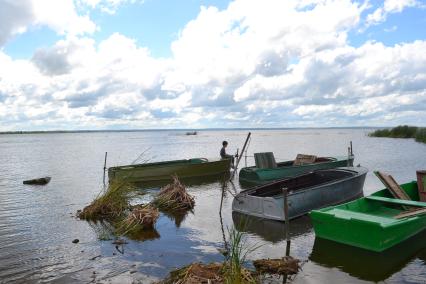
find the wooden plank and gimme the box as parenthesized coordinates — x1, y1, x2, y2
(366, 196, 426, 207)
(294, 154, 317, 166)
(395, 207, 426, 219)
(374, 171, 411, 200)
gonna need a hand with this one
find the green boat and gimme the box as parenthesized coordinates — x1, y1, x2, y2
(310, 181, 426, 252)
(239, 153, 354, 186)
(108, 158, 231, 183)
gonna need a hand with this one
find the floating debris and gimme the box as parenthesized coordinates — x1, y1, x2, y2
(23, 176, 51, 185)
(153, 175, 195, 212)
(72, 239, 79, 244)
(253, 256, 300, 275)
(77, 181, 135, 220)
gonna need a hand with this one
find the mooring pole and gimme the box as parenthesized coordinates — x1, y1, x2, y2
(283, 188, 291, 256)
(231, 132, 251, 179)
(350, 141, 353, 155)
(103, 152, 108, 185)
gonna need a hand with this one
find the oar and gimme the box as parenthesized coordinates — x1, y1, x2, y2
(231, 132, 251, 178)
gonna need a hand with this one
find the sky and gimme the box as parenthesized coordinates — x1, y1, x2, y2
(0, 0, 425, 130)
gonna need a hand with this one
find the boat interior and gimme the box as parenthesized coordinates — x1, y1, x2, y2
(248, 169, 355, 197)
(323, 182, 423, 222)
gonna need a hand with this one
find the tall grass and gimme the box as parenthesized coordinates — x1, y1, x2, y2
(415, 128, 426, 143)
(224, 227, 259, 284)
(369, 125, 426, 144)
(78, 180, 135, 220)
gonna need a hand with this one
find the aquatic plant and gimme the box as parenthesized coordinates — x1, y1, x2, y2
(77, 180, 135, 220)
(116, 204, 159, 235)
(415, 128, 426, 143)
(153, 175, 195, 212)
(223, 227, 259, 284)
(369, 125, 426, 145)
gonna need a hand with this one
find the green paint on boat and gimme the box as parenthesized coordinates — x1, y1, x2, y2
(108, 158, 231, 183)
(239, 155, 354, 186)
(310, 181, 426, 252)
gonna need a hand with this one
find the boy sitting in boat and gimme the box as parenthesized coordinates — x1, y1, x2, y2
(220, 141, 237, 168)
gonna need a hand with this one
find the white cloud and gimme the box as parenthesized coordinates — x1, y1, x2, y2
(366, 0, 419, 26)
(0, 0, 96, 47)
(1, 0, 426, 130)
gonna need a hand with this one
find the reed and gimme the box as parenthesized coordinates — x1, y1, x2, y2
(153, 175, 195, 212)
(415, 128, 426, 143)
(116, 204, 159, 235)
(253, 257, 300, 275)
(78, 180, 134, 220)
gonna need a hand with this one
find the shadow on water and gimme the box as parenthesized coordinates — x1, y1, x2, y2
(309, 229, 426, 282)
(232, 212, 313, 243)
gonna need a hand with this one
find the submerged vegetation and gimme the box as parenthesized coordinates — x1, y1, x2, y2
(369, 125, 426, 144)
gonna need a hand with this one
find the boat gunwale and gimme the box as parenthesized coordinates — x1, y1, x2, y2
(239, 167, 367, 199)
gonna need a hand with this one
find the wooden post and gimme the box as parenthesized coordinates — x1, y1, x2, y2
(283, 188, 290, 240)
(231, 132, 251, 178)
(350, 141, 353, 155)
(103, 152, 108, 185)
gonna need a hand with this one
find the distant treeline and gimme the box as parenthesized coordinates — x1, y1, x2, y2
(369, 125, 426, 144)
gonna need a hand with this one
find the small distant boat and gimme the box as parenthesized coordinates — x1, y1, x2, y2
(108, 158, 231, 183)
(239, 153, 354, 185)
(232, 166, 367, 221)
(185, 131, 197, 135)
(310, 180, 426, 252)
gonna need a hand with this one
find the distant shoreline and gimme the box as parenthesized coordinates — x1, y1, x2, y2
(0, 127, 381, 135)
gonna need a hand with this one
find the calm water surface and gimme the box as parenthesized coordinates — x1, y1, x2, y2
(0, 129, 425, 283)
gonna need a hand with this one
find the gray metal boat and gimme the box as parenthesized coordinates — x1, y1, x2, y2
(232, 166, 368, 221)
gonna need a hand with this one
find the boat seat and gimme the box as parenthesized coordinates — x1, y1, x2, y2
(254, 152, 277, 169)
(365, 196, 426, 207)
(328, 209, 396, 225)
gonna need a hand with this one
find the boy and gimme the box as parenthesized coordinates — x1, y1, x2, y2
(220, 141, 237, 168)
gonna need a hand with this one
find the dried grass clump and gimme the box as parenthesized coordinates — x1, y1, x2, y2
(153, 175, 195, 212)
(253, 256, 300, 275)
(159, 262, 256, 284)
(118, 204, 159, 234)
(78, 181, 134, 220)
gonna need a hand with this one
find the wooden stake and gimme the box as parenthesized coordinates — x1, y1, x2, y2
(283, 188, 290, 241)
(103, 152, 108, 185)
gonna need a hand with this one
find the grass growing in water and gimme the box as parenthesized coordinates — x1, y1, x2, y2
(78, 180, 135, 220)
(116, 204, 159, 235)
(153, 175, 195, 212)
(369, 125, 426, 144)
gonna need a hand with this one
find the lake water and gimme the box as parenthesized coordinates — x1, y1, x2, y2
(0, 129, 425, 283)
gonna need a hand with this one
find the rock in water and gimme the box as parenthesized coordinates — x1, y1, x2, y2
(72, 239, 79, 244)
(23, 177, 51, 185)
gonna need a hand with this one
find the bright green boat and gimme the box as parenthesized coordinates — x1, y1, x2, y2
(108, 158, 231, 183)
(239, 154, 354, 186)
(310, 181, 426, 252)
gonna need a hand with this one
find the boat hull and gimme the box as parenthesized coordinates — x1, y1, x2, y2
(310, 181, 426, 252)
(232, 167, 367, 221)
(239, 156, 354, 186)
(108, 158, 231, 183)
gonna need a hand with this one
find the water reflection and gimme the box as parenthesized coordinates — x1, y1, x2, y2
(232, 212, 313, 243)
(309, 229, 426, 282)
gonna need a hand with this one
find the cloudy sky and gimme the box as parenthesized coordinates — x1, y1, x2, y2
(0, 0, 425, 130)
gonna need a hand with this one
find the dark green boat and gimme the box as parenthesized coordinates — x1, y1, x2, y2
(108, 158, 231, 183)
(310, 181, 426, 252)
(239, 154, 354, 186)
